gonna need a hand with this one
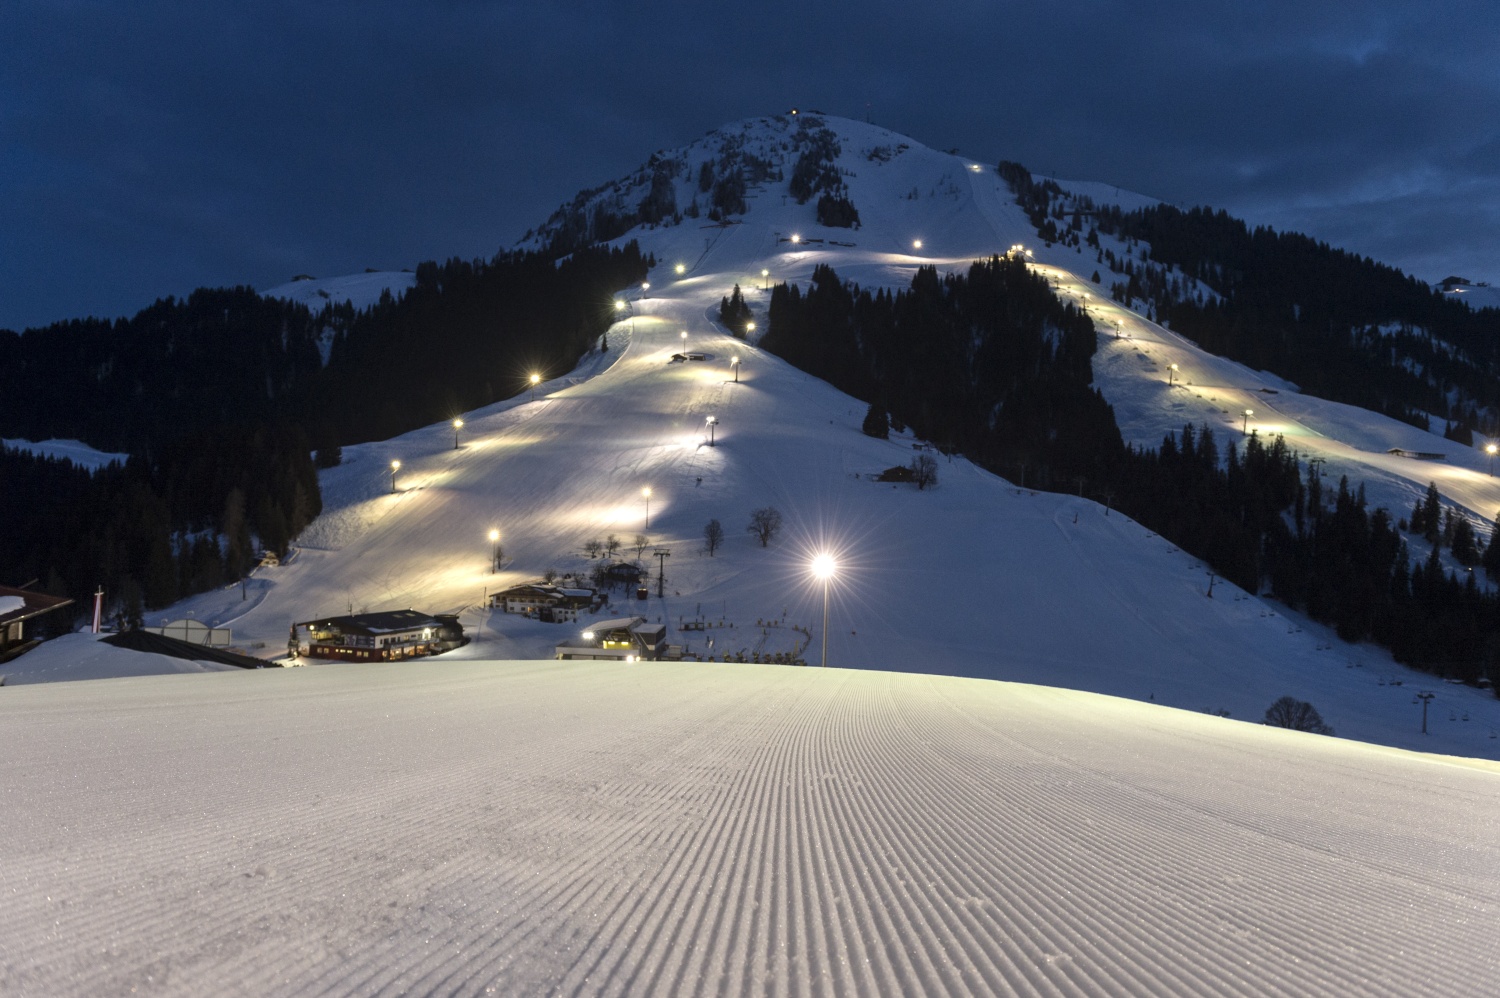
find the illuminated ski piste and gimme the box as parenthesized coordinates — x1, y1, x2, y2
(4, 661, 1499, 995)
(10, 113, 1500, 995)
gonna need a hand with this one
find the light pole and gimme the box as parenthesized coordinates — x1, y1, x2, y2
(642, 487, 652, 529)
(1415, 691, 1435, 734)
(390, 459, 401, 493)
(761, 268, 769, 291)
(812, 554, 836, 668)
(489, 528, 501, 573)
(680, 330, 688, 352)
(706, 415, 717, 446)
(1168, 363, 1178, 387)
(641, 281, 650, 296)
(530, 372, 541, 402)
(745, 321, 755, 339)
(1487, 442, 1497, 476)
(452, 418, 463, 449)
(731, 356, 740, 383)
(1242, 409, 1254, 436)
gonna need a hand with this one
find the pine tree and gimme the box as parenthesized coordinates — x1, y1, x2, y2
(1422, 482, 1442, 545)
(1452, 516, 1478, 566)
(861, 403, 889, 439)
(1483, 515, 1500, 580)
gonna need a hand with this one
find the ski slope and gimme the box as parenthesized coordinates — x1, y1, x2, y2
(11, 113, 1500, 996)
(40, 114, 1477, 761)
(3, 661, 1497, 996)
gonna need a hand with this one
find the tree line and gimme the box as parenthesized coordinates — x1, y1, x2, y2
(0, 243, 651, 624)
(762, 259, 1500, 692)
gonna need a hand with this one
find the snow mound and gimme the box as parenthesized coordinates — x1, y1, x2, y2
(261, 271, 416, 312)
(3, 437, 127, 470)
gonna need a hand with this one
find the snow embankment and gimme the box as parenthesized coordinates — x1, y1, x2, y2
(0, 661, 1495, 996)
(260, 271, 416, 312)
(3, 437, 127, 470)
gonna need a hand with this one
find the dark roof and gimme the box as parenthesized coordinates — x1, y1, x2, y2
(294, 609, 441, 636)
(0, 585, 75, 626)
(101, 630, 268, 669)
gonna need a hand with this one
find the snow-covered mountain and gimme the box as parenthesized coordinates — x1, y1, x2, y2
(16, 114, 1497, 760)
(10, 113, 1500, 996)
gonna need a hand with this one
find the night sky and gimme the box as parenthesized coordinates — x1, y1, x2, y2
(4, 1, 1498, 331)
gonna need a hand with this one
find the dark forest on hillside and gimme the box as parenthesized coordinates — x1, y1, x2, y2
(763, 258, 1500, 692)
(0, 243, 650, 625)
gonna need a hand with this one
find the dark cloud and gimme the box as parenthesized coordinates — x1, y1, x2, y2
(4, 0, 1498, 330)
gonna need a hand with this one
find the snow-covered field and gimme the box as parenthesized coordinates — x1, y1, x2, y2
(2, 437, 126, 470)
(3, 661, 1497, 996)
(260, 271, 416, 312)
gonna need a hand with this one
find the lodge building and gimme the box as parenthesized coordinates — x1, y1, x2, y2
(288, 609, 466, 662)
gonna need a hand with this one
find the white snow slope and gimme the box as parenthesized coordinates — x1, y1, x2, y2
(69, 114, 1489, 761)
(11, 112, 1500, 996)
(3, 661, 1498, 996)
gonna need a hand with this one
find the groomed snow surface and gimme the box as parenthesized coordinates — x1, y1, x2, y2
(11, 115, 1500, 992)
(3, 661, 1498, 996)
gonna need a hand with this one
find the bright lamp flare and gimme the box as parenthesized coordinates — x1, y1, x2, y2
(812, 553, 836, 579)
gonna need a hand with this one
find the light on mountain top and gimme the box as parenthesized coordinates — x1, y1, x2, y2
(913, 239, 923, 250)
(675, 263, 685, 275)
(1243, 409, 1255, 435)
(1489, 443, 1497, 476)
(790, 234, 801, 244)
(452, 418, 463, 449)
(390, 459, 401, 493)
(969, 164, 983, 172)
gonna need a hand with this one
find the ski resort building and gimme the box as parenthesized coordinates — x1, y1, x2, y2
(488, 583, 597, 623)
(288, 610, 467, 662)
(0, 586, 75, 664)
(554, 616, 668, 661)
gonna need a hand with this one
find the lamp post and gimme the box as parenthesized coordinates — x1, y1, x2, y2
(745, 321, 755, 339)
(390, 459, 401, 493)
(790, 234, 801, 245)
(1487, 442, 1497, 476)
(812, 554, 836, 668)
(530, 373, 541, 402)
(1415, 691, 1435, 734)
(1168, 363, 1178, 387)
(641, 281, 650, 296)
(706, 415, 717, 446)
(614, 299, 626, 313)
(761, 268, 769, 291)
(642, 487, 652, 529)
(1242, 409, 1254, 436)
(452, 418, 463, 449)
(680, 330, 688, 352)
(731, 356, 740, 383)
(489, 528, 501, 573)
